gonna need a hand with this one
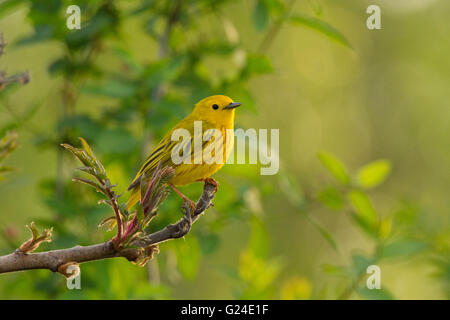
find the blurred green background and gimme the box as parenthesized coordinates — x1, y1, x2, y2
(0, 0, 449, 299)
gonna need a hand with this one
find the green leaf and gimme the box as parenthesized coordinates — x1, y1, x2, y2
(348, 190, 378, 236)
(72, 177, 106, 195)
(0, 0, 27, 19)
(317, 151, 350, 185)
(253, 0, 269, 31)
(98, 216, 117, 231)
(79, 137, 95, 159)
(57, 114, 103, 142)
(357, 287, 395, 300)
(317, 186, 344, 210)
(82, 79, 137, 99)
(96, 128, 137, 154)
(16, 25, 54, 46)
(245, 54, 273, 75)
(313, 221, 338, 251)
(356, 160, 391, 189)
(263, 0, 284, 15)
(76, 166, 96, 175)
(290, 14, 351, 48)
(65, 14, 113, 50)
(142, 56, 186, 87)
(305, 215, 338, 251)
(321, 264, 352, 277)
(352, 254, 375, 275)
(60, 144, 89, 167)
(380, 240, 428, 259)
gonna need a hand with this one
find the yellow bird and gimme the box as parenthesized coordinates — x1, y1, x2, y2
(126, 95, 241, 210)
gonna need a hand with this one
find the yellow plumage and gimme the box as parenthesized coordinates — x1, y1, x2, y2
(126, 95, 240, 210)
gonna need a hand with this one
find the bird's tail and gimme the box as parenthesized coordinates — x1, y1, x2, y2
(126, 187, 141, 211)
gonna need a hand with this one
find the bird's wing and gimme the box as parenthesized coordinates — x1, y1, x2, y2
(127, 119, 218, 191)
(127, 136, 177, 191)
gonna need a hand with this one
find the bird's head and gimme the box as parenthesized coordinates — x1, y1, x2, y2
(191, 95, 241, 127)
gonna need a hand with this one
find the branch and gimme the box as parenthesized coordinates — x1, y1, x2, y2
(257, 0, 297, 54)
(0, 181, 216, 275)
(0, 137, 216, 275)
(0, 33, 30, 91)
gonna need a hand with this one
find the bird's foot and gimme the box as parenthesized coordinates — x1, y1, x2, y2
(180, 201, 193, 235)
(170, 184, 197, 216)
(204, 177, 219, 193)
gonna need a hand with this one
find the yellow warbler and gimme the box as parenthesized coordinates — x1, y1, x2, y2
(126, 95, 241, 210)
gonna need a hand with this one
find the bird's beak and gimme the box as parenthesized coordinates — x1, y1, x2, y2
(223, 102, 242, 110)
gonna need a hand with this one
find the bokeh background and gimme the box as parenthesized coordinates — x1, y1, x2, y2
(0, 0, 449, 299)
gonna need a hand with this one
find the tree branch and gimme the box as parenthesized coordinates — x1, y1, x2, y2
(0, 33, 30, 91)
(0, 181, 216, 275)
(257, 0, 297, 54)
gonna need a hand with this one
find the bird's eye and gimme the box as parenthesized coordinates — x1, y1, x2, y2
(212, 104, 219, 110)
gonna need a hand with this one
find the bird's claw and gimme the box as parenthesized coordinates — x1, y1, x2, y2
(204, 177, 219, 193)
(174, 202, 192, 239)
(182, 198, 197, 217)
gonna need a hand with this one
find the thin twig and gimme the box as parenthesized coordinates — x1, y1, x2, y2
(105, 187, 123, 248)
(0, 33, 5, 56)
(0, 33, 30, 90)
(257, 0, 297, 54)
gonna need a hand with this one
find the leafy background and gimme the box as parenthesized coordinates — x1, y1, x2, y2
(0, 0, 449, 299)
